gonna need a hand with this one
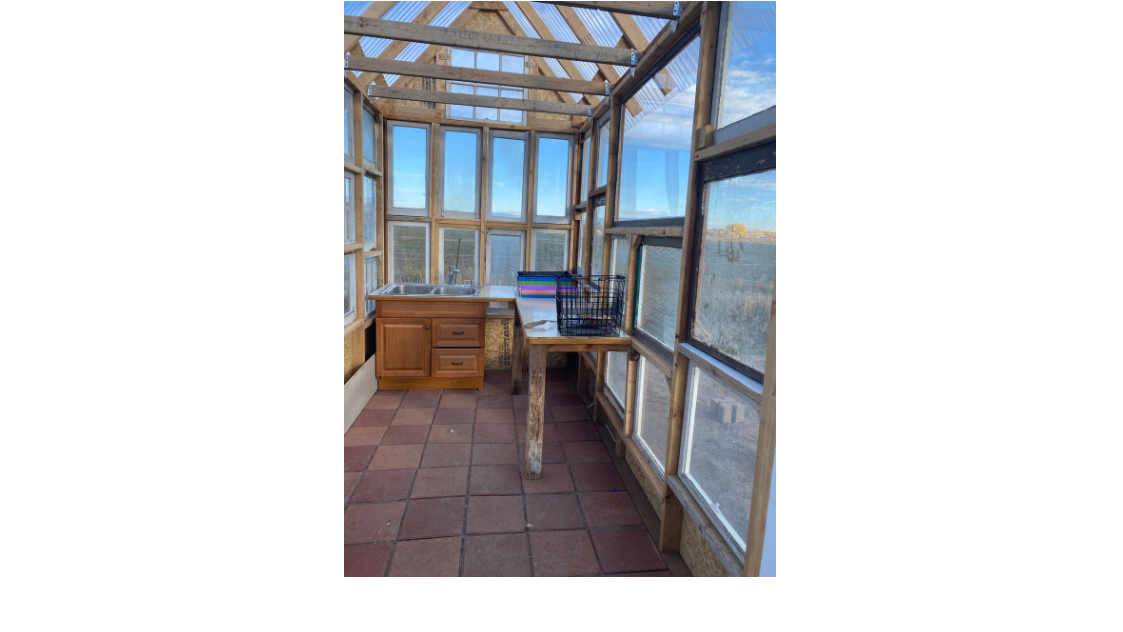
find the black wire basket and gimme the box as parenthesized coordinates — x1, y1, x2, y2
(555, 274, 626, 337)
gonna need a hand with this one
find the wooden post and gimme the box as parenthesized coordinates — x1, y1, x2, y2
(618, 348, 639, 457)
(351, 88, 367, 369)
(744, 290, 776, 576)
(511, 313, 523, 395)
(623, 234, 640, 334)
(591, 351, 606, 423)
(600, 96, 620, 276)
(658, 0, 720, 554)
(524, 343, 548, 479)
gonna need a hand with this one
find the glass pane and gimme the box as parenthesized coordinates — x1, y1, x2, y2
(637, 358, 671, 474)
(490, 136, 525, 218)
(477, 52, 500, 71)
(443, 130, 477, 216)
(365, 257, 377, 313)
(344, 174, 355, 244)
(532, 230, 567, 271)
(577, 217, 587, 272)
(618, 38, 699, 220)
(449, 83, 473, 119)
(682, 366, 761, 552)
(500, 109, 522, 123)
(716, 2, 776, 129)
(580, 139, 590, 202)
(501, 88, 522, 99)
(391, 225, 428, 284)
(442, 229, 478, 284)
(344, 88, 353, 160)
(596, 121, 609, 187)
(488, 233, 523, 287)
(693, 171, 775, 373)
(590, 204, 605, 276)
(362, 109, 376, 163)
(476, 85, 498, 121)
(363, 176, 376, 243)
(605, 351, 627, 405)
(451, 48, 474, 68)
(611, 237, 629, 276)
(391, 125, 427, 210)
(502, 55, 524, 74)
(344, 253, 353, 316)
(535, 137, 569, 217)
(636, 245, 682, 349)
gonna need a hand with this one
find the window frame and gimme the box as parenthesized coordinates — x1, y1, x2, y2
(446, 48, 528, 125)
(604, 350, 628, 416)
(486, 129, 530, 223)
(486, 228, 527, 286)
(362, 175, 376, 246)
(344, 171, 356, 245)
(438, 125, 482, 220)
(633, 235, 682, 361)
(595, 115, 610, 188)
(362, 106, 377, 166)
(633, 353, 673, 481)
(580, 135, 591, 203)
(710, 1, 777, 144)
(344, 86, 355, 164)
(530, 228, 570, 272)
(364, 255, 378, 318)
(386, 120, 430, 218)
(344, 252, 356, 326)
(532, 132, 574, 225)
(386, 221, 431, 284)
(438, 226, 481, 285)
(575, 214, 586, 276)
(589, 200, 607, 276)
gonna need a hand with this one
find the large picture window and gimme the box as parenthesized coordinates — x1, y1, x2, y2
(487, 130, 528, 222)
(533, 133, 572, 224)
(387, 221, 430, 284)
(448, 48, 526, 124)
(713, 1, 776, 133)
(440, 126, 481, 219)
(531, 229, 568, 271)
(387, 121, 429, 217)
(439, 228, 479, 285)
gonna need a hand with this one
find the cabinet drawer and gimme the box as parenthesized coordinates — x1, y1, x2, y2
(431, 348, 484, 378)
(432, 318, 483, 348)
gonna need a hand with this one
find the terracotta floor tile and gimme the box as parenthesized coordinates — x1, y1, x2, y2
(590, 526, 667, 574)
(399, 392, 441, 408)
(350, 469, 415, 503)
(521, 463, 575, 494)
(398, 497, 466, 540)
(433, 408, 476, 425)
(439, 393, 477, 408)
(380, 425, 430, 445)
(391, 408, 436, 426)
(364, 393, 403, 409)
(344, 502, 405, 544)
(368, 444, 424, 471)
(555, 421, 600, 442)
(420, 444, 472, 468)
(552, 406, 592, 422)
(472, 424, 516, 444)
(518, 442, 565, 465)
(579, 492, 642, 528)
(483, 371, 509, 384)
(471, 443, 518, 466)
(474, 408, 514, 424)
(344, 543, 393, 577)
(516, 423, 559, 443)
(529, 530, 600, 577)
(468, 465, 523, 495)
(476, 394, 513, 409)
(344, 446, 377, 472)
(344, 426, 386, 447)
(561, 441, 611, 463)
(427, 424, 472, 444)
(478, 382, 508, 395)
(514, 407, 551, 425)
(410, 467, 469, 498)
(525, 493, 585, 531)
(444, 388, 479, 395)
(387, 537, 462, 577)
(461, 534, 531, 577)
(465, 495, 526, 534)
(512, 393, 529, 408)
(609, 570, 673, 577)
(351, 409, 396, 427)
(345, 472, 361, 503)
(546, 393, 585, 408)
(569, 462, 625, 492)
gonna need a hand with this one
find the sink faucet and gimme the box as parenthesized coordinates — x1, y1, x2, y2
(447, 265, 460, 285)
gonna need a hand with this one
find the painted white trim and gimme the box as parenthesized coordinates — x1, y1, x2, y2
(344, 358, 379, 434)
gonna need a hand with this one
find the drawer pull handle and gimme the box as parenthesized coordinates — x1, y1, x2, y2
(453, 331, 464, 335)
(452, 362, 463, 366)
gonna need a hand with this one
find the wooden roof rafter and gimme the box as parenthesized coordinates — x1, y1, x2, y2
(352, 1, 453, 90)
(552, 4, 641, 117)
(491, 6, 586, 106)
(513, 1, 603, 108)
(541, 2, 681, 21)
(344, 2, 396, 53)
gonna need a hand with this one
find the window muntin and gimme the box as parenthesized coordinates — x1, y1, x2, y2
(634, 356, 671, 478)
(440, 127, 481, 219)
(362, 108, 376, 164)
(387, 122, 428, 216)
(605, 350, 628, 410)
(692, 170, 775, 377)
(487, 131, 528, 221)
(596, 118, 610, 188)
(487, 230, 525, 287)
(344, 173, 355, 245)
(714, 1, 776, 131)
(533, 134, 572, 224)
(531, 229, 568, 271)
(618, 37, 700, 222)
(580, 137, 590, 203)
(387, 222, 430, 284)
(679, 362, 762, 555)
(447, 48, 526, 124)
(363, 176, 376, 244)
(439, 228, 479, 285)
(344, 253, 356, 325)
(636, 243, 682, 353)
(365, 256, 378, 315)
(590, 203, 606, 276)
(344, 87, 354, 163)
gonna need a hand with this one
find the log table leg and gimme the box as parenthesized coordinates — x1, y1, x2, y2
(511, 312, 523, 395)
(523, 344, 547, 479)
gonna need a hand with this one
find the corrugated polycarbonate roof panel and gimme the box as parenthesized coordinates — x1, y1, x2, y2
(572, 7, 621, 47)
(358, 1, 429, 59)
(387, 1, 470, 85)
(633, 16, 670, 43)
(504, 1, 583, 103)
(623, 36, 700, 132)
(344, 1, 372, 16)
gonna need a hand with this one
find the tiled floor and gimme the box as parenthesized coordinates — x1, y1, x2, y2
(345, 369, 680, 577)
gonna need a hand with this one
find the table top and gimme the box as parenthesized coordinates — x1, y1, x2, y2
(515, 295, 632, 346)
(367, 285, 518, 303)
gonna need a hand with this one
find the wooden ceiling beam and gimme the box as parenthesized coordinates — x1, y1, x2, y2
(348, 56, 609, 94)
(344, 14, 639, 66)
(553, 5, 640, 117)
(514, 1, 602, 108)
(354, 1, 452, 90)
(369, 86, 592, 116)
(541, 2, 679, 21)
(492, 5, 583, 105)
(344, 2, 396, 53)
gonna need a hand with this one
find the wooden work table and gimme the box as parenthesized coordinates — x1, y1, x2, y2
(511, 295, 631, 480)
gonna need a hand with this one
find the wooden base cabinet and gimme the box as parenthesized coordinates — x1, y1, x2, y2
(375, 301, 486, 388)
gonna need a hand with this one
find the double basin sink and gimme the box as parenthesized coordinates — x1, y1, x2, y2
(378, 283, 481, 297)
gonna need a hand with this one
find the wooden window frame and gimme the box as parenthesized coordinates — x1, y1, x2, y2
(710, 1, 776, 144)
(438, 226, 481, 285)
(531, 132, 574, 225)
(344, 252, 357, 326)
(486, 129, 530, 223)
(438, 126, 483, 220)
(634, 353, 674, 481)
(633, 236, 683, 361)
(344, 86, 355, 164)
(485, 228, 526, 285)
(530, 227, 570, 272)
(344, 171, 356, 245)
(386, 220, 431, 285)
(446, 49, 529, 126)
(386, 120, 430, 217)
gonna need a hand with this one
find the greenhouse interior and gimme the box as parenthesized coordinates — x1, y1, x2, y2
(342, 0, 775, 577)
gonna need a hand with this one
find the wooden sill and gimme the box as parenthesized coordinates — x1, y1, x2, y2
(667, 473, 746, 577)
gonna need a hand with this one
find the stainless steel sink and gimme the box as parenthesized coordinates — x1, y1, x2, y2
(379, 284, 480, 297)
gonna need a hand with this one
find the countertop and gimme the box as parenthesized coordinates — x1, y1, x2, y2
(515, 295, 632, 346)
(367, 285, 517, 302)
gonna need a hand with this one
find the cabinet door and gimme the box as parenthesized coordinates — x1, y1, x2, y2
(376, 318, 430, 377)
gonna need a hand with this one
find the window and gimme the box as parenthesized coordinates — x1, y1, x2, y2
(448, 48, 526, 124)
(439, 228, 479, 284)
(440, 127, 481, 219)
(636, 239, 682, 353)
(363, 175, 376, 245)
(362, 108, 377, 165)
(387, 121, 428, 216)
(344, 87, 354, 163)
(533, 134, 572, 224)
(596, 118, 610, 188)
(580, 137, 590, 202)
(679, 360, 762, 556)
(610, 235, 629, 277)
(618, 37, 700, 222)
(635, 356, 672, 478)
(487, 230, 525, 287)
(605, 351, 627, 410)
(387, 222, 429, 284)
(344, 173, 355, 245)
(590, 203, 605, 276)
(576, 215, 587, 274)
(531, 229, 568, 271)
(365, 256, 378, 315)
(692, 169, 775, 378)
(713, 1, 776, 132)
(487, 130, 528, 221)
(344, 253, 356, 325)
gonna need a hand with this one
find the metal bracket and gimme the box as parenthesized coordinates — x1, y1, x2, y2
(344, 52, 350, 69)
(671, 1, 682, 31)
(604, 81, 610, 96)
(586, 108, 593, 117)
(629, 50, 637, 77)
(367, 85, 373, 97)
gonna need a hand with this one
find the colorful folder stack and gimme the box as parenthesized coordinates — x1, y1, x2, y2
(516, 272, 562, 298)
